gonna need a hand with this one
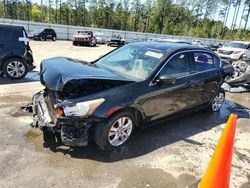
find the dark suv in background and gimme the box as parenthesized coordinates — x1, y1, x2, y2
(32, 28, 57, 41)
(0, 24, 35, 79)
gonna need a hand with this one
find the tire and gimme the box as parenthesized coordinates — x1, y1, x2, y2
(39, 36, 44, 41)
(209, 88, 225, 112)
(2, 58, 28, 79)
(52, 36, 56, 41)
(240, 54, 247, 61)
(89, 39, 97, 47)
(95, 111, 135, 150)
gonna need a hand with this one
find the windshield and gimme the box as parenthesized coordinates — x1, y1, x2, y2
(95, 33, 103, 37)
(224, 42, 249, 49)
(95, 44, 165, 81)
(76, 31, 92, 35)
(32, 28, 43, 34)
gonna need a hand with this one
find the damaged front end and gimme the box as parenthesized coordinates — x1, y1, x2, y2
(22, 90, 100, 146)
(22, 56, 132, 147)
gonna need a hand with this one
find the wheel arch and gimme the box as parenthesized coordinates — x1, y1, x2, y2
(105, 105, 146, 128)
(0, 55, 24, 70)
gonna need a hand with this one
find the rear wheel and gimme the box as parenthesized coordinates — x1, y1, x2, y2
(39, 36, 44, 41)
(52, 36, 56, 41)
(3, 58, 28, 79)
(209, 89, 225, 112)
(95, 111, 135, 150)
(240, 54, 247, 60)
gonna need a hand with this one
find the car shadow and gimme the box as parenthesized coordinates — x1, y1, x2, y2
(42, 99, 249, 162)
(0, 71, 40, 85)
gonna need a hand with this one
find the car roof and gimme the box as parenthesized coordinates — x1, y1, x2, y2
(0, 23, 24, 30)
(77, 30, 92, 32)
(131, 42, 209, 52)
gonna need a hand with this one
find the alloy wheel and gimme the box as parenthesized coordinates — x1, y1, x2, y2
(211, 92, 225, 112)
(108, 117, 133, 146)
(6, 61, 26, 78)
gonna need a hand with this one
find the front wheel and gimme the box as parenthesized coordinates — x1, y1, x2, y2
(209, 89, 225, 112)
(89, 39, 96, 47)
(95, 111, 135, 150)
(3, 58, 28, 79)
(52, 36, 56, 41)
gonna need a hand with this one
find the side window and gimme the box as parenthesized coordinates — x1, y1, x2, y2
(194, 52, 214, 71)
(160, 52, 191, 77)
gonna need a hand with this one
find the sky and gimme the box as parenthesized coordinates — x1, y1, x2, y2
(215, 2, 249, 30)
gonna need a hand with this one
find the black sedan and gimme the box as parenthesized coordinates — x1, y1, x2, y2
(23, 42, 234, 150)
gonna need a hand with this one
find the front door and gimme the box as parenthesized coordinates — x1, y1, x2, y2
(139, 52, 203, 122)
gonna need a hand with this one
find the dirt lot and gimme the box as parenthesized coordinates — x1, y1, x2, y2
(0, 41, 250, 188)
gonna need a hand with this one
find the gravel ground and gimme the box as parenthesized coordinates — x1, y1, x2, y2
(0, 40, 249, 188)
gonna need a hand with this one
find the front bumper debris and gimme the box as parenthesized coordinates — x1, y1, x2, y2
(21, 92, 99, 147)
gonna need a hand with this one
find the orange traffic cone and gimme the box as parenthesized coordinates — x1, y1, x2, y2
(198, 113, 238, 188)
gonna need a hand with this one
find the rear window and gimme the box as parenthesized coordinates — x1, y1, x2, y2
(213, 55, 220, 68)
(193, 52, 214, 71)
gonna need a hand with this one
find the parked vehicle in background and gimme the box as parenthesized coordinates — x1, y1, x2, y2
(72, 30, 97, 46)
(217, 41, 250, 60)
(0, 24, 35, 79)
(222, 60, 250, 92)
(94, 32, 106, 44)
(32, 28, 57, 41)
(209, 43, 223, 52)
(23, 42, 234, 150)
(107, 35, 125, 46)
(192, 40, 209, 48)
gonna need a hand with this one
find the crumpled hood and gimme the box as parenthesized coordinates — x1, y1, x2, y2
(40, 57, 130, 91)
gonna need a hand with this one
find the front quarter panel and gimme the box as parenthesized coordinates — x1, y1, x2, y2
(71, 81, 148, 120)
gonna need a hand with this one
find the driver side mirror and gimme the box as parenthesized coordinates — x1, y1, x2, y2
(155, 75, 176, 85)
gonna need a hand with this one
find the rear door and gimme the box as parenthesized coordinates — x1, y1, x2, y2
(192, 51, 223, 104)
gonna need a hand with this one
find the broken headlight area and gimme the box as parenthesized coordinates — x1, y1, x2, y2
(21, 91, 105, 147)
(58, 98, 105, 117)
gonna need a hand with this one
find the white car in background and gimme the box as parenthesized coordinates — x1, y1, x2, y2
(217, 41, 250, 60)
(94, 32, 105, 44)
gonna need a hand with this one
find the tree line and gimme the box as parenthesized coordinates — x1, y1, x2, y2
(1, 0, 250, 40)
